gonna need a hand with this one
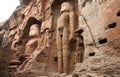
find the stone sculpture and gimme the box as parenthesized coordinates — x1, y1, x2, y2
(16, 24, 40, 71)
(56, 2, 76, 74)
(75, 28, 84, 63)
(24, 24, 39, 56)
(40, 16, 52, 48)
(43, 28, 50, 47)
(11, 29, 22, 50)
(40, 28, 51, 48)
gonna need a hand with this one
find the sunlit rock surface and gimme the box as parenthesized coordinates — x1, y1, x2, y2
(0, 0, 120, 77)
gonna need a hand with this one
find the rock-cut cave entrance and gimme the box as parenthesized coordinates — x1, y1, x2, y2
(23, 17, 41, 39)
(22, 17, 41, 44)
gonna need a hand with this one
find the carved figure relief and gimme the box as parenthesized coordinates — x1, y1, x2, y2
(40, 16, 52, 48)
(11, 29, 23, 50)
(16, 24, 40, 72)
(56, 2, 77, 74)
(24, 24, 39, 56)
(75, 29, 84, 63)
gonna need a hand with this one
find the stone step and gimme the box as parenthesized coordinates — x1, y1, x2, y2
(8, 65, 18, 69)
(18, 54, 29, 58)
(17, 54, 30, 61)
(9, 60, 21, 65)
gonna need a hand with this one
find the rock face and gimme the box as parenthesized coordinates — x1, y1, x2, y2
(74, 0, 120, 77)
(0, 47, 15, 77)
(0, 0, 120, 77)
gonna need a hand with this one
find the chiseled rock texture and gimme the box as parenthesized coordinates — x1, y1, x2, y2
(74, 0, 120, 77)
(0, 47, 15, 77)
(0, 0, 120, 77)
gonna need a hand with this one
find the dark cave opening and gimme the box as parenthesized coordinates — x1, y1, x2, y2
(54, 56, 58, 62)
(108, 22, 116, 29)
(117, 10, 120, 16)
(99, 38, 107, 44)
(21, 14, 25, 19)
(89, 52, 95, 56)
(22, 17, 41, 39)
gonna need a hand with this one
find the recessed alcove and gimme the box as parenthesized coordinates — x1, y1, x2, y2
(99, 38, 107, 44)
(89, 52, 95, 56)
(79, 43, 84, 47)
(21, 14, 25, 19)
(87, 75, 92, 77)
(72, 73, 79, 77)
(75, 28, 84, 36)
(54, 56, 58, 62)
(108, 22, 116, 29)
(117, 10, 120, 16)
(22, 17, 41, 39)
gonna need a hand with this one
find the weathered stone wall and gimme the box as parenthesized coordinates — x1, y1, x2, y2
(74, 0, 120, 77)
(0, 47, 15, 77)
(0, 0, 120, 77)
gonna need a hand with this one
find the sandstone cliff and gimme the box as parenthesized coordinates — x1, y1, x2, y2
(0, 0, 120, 77)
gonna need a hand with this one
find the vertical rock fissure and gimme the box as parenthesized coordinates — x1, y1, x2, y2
(80, 15, 103, 55)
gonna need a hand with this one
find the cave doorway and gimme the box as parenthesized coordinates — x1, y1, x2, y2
(22, 17, 41, 39)
(78, 35, 84, 63)
(71, 28, 85, 73)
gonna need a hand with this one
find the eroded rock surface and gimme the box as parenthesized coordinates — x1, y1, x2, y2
(0, 0, 120, 77)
